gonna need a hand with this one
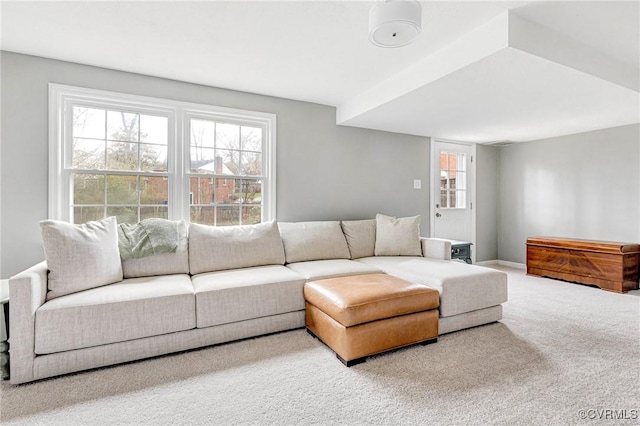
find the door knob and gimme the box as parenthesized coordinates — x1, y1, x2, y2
(435, 213, 442, 218)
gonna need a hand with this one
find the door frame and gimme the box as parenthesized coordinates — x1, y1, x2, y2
(429, 139, 477, 262)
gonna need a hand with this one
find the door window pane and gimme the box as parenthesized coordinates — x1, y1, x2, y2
(440, 150, 466, 208)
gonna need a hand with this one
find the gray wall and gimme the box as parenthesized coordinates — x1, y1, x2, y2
(475, 144, 498, 262)
(5, 51, 633, 276)
(498, 124, 640, 264)
(0, 52, 431, 278)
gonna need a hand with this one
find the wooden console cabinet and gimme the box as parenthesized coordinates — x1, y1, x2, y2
(526, 237, 640, 293)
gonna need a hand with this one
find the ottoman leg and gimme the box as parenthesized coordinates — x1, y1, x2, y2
(420, 337, 438, 346)
(337, 354, 367, 367)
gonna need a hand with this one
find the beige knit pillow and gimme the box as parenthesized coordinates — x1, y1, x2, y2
(278, 221, 351, 263)
(374, 214, 422, 256)
(341, 219, 376, 259)
(40, 216, 123, 300)
(188, 221, 285, 275)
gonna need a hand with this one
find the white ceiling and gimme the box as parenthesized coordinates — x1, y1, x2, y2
(1, 0, 639, 143)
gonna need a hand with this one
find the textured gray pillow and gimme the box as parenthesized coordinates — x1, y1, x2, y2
(122, 220, 190, 278)
(341, 219, 376, 259)
(278, 221, 351, 263)
(188, 221, 285, 275)
(40, 216, 123, 300)
(374, 214, 422, 256)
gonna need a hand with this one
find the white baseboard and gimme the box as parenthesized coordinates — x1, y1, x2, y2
(476, 260, 526, 270)
(498, 260, 526, 269)
(476, 260, 498, 266)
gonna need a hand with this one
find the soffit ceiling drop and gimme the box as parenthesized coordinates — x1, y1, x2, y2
(1, 1, 638, 143)
(338, 11, 639, 143)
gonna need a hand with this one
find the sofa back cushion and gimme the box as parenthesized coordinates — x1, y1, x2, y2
(374, 214, 422, 256)
(122, 220, 190, 278)
(40, 216, 123, 300)
(189, 221, 285, 275)
(278, 221, 351, 263)
(341, 219, 376, 259)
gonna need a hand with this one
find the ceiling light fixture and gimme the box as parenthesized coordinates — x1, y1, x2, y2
(369, 0, 422, 48)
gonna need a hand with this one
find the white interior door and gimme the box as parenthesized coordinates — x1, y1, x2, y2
(430, 140, 476, 259)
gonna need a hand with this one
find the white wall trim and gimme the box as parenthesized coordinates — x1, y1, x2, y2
(475, 260, 498, 266)
(498, 260, 526, 269)
(477, 260, 526, 270)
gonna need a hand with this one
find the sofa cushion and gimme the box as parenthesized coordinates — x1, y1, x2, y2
(122, 220, 189, 278)
(35, 274, 195, 354)
(188, 221, 285, 275)
(341, 219, 376, 259)
(286, 259, 382, 281)
(374, 214, 422, 256)
(278, 221, 351, 263)
(363, 257, 508, 317)
(356, 256, 423, 270)
(192, 265, 306, 328)
(40, 216, 123, 300)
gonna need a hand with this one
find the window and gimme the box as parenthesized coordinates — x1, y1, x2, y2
(188, 117, 265, 226)
(439, 151, 466, 208)
(49, 84, 276, 225)
(70, 106, 170, 223)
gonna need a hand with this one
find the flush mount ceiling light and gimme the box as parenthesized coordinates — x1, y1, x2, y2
(369, 0, 422, 48)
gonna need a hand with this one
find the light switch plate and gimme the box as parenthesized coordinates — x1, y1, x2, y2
(413, 179, 422, 189)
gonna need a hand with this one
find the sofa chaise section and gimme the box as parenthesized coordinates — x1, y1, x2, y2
(357, 257, 508, 334)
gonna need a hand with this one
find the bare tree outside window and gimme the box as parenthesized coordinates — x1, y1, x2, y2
(189, 118, 264, 226)
(71, 106, 169, 223)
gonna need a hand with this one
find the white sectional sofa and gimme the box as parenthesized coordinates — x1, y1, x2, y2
(8, 216, 507, 384)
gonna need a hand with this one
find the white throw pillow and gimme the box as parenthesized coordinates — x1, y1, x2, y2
(278, 221, 351, 263)
(40, 216, 123, 300)
(341, 219, 376, 259)
(374, 214, 422, 256)
(188, 221, 285, 275)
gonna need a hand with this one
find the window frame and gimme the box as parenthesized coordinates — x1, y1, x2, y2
(49, 83, 276, 224)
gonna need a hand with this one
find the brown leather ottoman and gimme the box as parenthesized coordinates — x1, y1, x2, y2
(304, 274, 439, 366)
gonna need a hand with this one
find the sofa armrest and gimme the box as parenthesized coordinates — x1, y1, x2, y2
(9, 261, 48, 384)
(421, 238, 452, 260)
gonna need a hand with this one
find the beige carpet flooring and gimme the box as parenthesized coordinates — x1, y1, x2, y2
(1, 266, 639, 425)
